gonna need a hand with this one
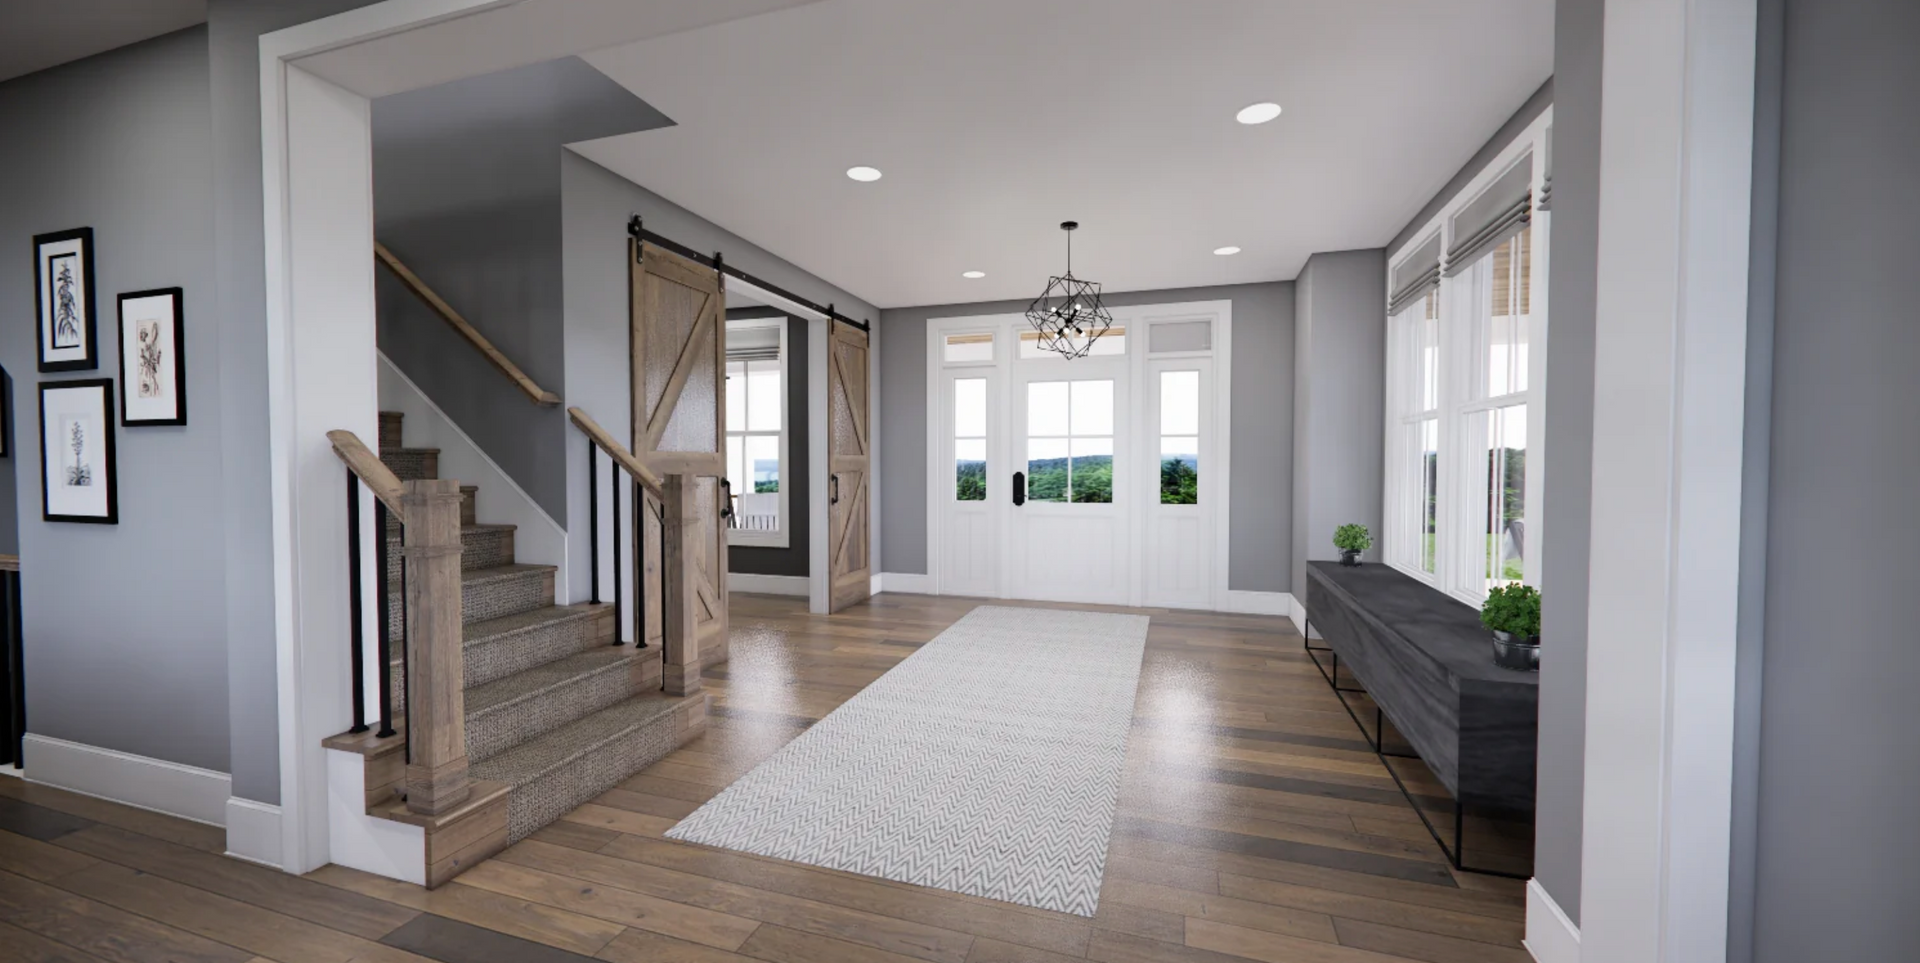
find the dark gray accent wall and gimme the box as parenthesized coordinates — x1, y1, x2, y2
(1289, 250, 1386, 601)
(0, 27, 230, 773)
(1386, 81, 1553, 257)
(727, 310, 811, 579)
(876, 282, 1294, 592)
(373, 58, 671, 520)
(207, 0, 385, 808)
(1532, 0, 1599, 927)
(1752, 2, 1920, 959)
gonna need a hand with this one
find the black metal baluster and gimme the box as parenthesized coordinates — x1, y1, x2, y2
(398, 519, 410, 765)
(633, 479, 649, 650)
(346, 471, 368, 734)
(612, 456, 624, 646)
(588, 445, 600, 605)
(4, 569, 22, 769)
(373, 499, 396, 739)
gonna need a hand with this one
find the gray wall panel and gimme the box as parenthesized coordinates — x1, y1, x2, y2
(0, 27, 229, 773)
(876, 282, 1294, 593)
(1753, 3, 1920, 959)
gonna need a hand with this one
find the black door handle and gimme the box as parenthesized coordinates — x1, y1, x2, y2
(830, 475, 840, 505)
(1012, 471, 1026, 506)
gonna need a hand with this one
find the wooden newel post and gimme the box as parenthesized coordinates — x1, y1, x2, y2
(402, 478, 470, 816)
(661, 473, 703, 696)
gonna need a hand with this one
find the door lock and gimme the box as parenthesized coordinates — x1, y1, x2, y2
(1012, 471, 1026, 506)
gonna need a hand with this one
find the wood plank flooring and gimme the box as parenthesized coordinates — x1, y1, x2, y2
(0, 593, 1529, 963)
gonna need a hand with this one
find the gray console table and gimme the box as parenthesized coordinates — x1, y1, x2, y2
(1304, 560, 1538, 877)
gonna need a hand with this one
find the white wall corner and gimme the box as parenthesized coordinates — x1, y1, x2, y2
(1526, 878, 1582, 963)
(875, 572, 932, 595)
(729, 573, 811, 597)
(1223, 590, 1294, 617)
(325, 748, 426, 885)
(22, 735, 230, 827)
(1286, 593, 1320, 638)
(225, 798, 285, 869)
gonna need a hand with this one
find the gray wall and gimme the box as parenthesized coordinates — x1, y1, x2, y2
(1751, 2, 1920, 959)
(727, 310, 811, 579)
(1533, 0, 1599, 925)
(561, 151, 876, 604)
(0, 27, 231, 773)
(876, 282, 1295, 592)
(207, 0, 385, 808)
(373, 58, 670, 520)
(1289, 250, 1387, 600)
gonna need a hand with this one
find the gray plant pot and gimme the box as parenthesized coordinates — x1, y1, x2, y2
(1339, 549, 1361, 567)
(1490, 630, 1540, 671)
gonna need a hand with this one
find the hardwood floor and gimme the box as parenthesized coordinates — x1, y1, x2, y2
(0, 593, 1529, 963)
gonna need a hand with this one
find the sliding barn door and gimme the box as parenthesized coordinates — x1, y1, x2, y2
(631, 241, 728, 660)
(828, 322, 872, 611)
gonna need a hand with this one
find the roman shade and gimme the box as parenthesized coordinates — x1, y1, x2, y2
(726, 321, 782, 362)
(1388, 234, 1443, 316)
(1444, 158, 1532, 277)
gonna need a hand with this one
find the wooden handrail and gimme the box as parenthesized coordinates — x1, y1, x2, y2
(568, 407, 665, 498)
(0, 555, 18, 573)
(328, 430, 407, 520)
(374, 242, 563, 408)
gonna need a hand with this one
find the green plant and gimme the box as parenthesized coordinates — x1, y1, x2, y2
(1481, 584, 1542, 639)
(1332, 524, 1373, 554)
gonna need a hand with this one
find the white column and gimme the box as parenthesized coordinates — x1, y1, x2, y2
(1580, 0, 1757, 960)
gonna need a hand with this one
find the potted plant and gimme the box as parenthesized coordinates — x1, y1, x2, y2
(1332, 524, 1372, 566)
(1481, 584, 1541, 671)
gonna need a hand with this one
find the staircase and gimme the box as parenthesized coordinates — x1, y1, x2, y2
(325, 412, 708, 885)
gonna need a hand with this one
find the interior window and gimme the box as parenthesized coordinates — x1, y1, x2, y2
(724, 318, 785, 541)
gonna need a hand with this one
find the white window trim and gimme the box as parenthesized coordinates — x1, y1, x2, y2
(726, 316, 790, 549)
(1384, 108, 1553, 607)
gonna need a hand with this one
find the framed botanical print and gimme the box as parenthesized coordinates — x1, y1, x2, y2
(119, 288, 186, 426)
(39, 379, 117, 524)
(33, 228, 98, 372)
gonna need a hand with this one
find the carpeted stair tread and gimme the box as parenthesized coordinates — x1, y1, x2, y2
(467, 645, 657, 716)
(464, 647, 661, 762)
(388, 603, 614, 698)
(470, 693, 689, 840)
(464, 603, 608, 652)
(388, 563, 556, 632)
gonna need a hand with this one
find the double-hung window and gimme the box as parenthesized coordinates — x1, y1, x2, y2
(724, 317, 788, 547)
(1384, 118, 1550, 605)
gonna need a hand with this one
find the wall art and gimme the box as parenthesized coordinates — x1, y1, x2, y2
(33, 228, 98, 372)
(39, 379, 117, 524)
(118, 288, 186, 426)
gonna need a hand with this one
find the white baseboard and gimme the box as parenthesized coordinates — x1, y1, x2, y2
(874, 572, 932, 595)
(225, 798, 284, 869)
(1287, 594, 1321, 638)
(1525, 878, 1581, 963)
(1220, 590, 1294, 617)
(730, 573, 810, 597)
(22, 734, 230, 827)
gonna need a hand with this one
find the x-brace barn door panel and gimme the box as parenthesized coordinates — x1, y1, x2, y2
(632, 241, 728, 657)
(828, 322, 871, 612)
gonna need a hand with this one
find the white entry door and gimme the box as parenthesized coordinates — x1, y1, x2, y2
(937, 367, 1000, 597)
(1007, 357, 1131, 604)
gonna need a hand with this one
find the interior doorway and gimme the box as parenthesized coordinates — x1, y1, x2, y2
(926, 302, 1231, 609)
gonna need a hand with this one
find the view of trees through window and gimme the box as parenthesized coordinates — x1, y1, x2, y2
(1159, 370, 1200, 505)
(1026, 380, 1113, 504)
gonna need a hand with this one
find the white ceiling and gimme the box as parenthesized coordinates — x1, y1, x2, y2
(0, 0, 205, 84)
(576, 0, 1552, 309)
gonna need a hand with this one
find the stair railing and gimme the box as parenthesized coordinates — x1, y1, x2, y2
(329, 429, 472, 817)
(375, 242, 562, 408)
(568, 407, 708, 695)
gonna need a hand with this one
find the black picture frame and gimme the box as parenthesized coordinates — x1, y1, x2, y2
(38, 379, 118, 525)
(117, 287, 187, 427)
(32, 228, 98, 373)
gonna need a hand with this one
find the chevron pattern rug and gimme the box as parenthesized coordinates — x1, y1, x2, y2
(665, 605, 1151, 916)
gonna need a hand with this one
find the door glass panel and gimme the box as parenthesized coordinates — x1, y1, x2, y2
(955, 379, 987, 437)
(1161, 436, 1199, 504)
(1160, 371, 1199, 434)
(1069, 380, 1114, 435)
(954, 378, 987, 502)
(1027, 382, 1069, 436)
(1027, 438, 1069, 502)
(1070, 437, 1114, 503)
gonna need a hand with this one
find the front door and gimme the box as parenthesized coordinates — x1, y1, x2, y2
(1007, 354, 1131, 605)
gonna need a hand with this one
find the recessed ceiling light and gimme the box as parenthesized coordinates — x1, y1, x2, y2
(846, 166, 883, 182)
(962, 270, 986, 279)
(1236, 102, 1282, 125)
(1213, 246, 1242, 256)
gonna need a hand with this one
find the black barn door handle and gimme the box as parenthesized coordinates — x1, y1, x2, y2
(830, 475, 840, 505)
(1012, 471, 1026, 506)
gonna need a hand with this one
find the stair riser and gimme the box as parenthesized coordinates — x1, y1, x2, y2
(466, 656, 663, 763)
(466, 609, 614, 688)
(460, 487, 477, 527)
(382, 449, 439, 481)
(386, 526, 515, 573)
(387, 568, 554, 637)
(502, 696, 705, 842)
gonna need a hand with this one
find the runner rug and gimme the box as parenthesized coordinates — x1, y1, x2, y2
(665, 605, 1151, 916)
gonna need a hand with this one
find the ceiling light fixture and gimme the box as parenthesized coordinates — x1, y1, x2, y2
(1213, 246, 1242, 256)
(846, 166, 883, 182)
(1236, 102, 1283, 125)
(1025, 221, 1113, 360)
(962, 270, 986, 279)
